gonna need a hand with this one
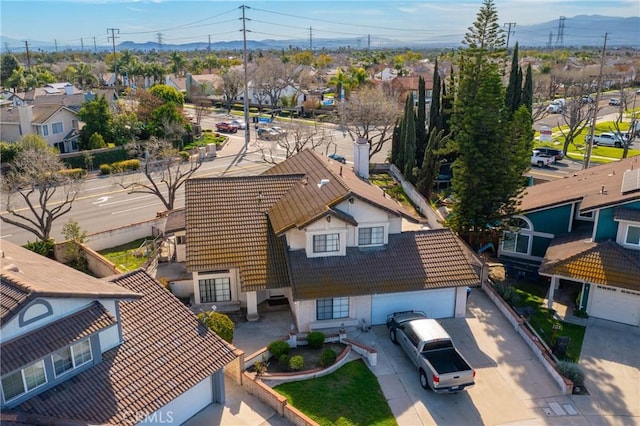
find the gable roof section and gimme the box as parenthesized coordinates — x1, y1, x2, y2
(288, 229, 480, 300)
(263, 149, 418, 235)
(1, 302, 115, 375)
(0, 241, 140, 325)
(539, 232, 640, 290)
(185, 175, 301, 290)
(12, 269, 239, 425)
(519, 156, 640, 214)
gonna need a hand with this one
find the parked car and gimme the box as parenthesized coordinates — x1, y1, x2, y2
(547, 98, 566, 114)
(535, 147, 564, 162)
(215, 122, 239, 133)
(328, 153, 346, 164)
(585, 132, 625, 148)
(270, 126, 287, 135)
(256, 127, 279, 140)
(609, 98, 621, 106)
(531, 150, 554, 168)
(581, 95, 594, 104)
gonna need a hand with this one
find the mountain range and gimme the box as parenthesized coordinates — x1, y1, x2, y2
(2, 15, 638, 53)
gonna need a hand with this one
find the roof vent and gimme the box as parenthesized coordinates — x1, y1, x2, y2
(317, 179, 330, 188)
(2, 263, 20, 273)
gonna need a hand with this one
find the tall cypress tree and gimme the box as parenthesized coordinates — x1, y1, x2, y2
(429, 59, 441, 133)
(521, 63, 533, 112)
(390, 118, 402, 166)
(403, 94, 417, 183)
(416, 77, 427, 167)
(441, 65, 455, 136)
(505, 42, 522, 113)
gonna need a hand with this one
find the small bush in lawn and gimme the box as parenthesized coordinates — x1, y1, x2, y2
(278, 354, 289, 368)
(289, 355, 304, 371)
(556, 361, 585, 386)
(306, 331, 325, 349)
(268, 340, 290, 358)
(320, 349, 337, 367)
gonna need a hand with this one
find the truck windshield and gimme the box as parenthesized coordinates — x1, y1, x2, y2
(422, 340, 454, 351)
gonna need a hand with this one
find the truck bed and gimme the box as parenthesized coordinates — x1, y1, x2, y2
(422, 347, 471, 374)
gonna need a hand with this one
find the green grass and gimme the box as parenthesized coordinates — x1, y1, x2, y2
(509, 280, 585, 362)
(98, 237, 154, 272)
(274, 359, 397, 426)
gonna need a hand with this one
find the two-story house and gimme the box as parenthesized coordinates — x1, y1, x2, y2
(498, 156, 640, 326)
(185, 142, 481, 332)
(0, 241, 239, 425)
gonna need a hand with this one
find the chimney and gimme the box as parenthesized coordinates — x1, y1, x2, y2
(18, 105, 34, 136)
(65, 84, 73, 95)
(353, 137, 370, 179)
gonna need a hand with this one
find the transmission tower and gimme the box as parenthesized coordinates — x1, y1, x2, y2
(556, 16, 565, 47)
(156, 33, 163, 48)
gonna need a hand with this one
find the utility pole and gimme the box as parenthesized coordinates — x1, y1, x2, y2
(107, 28, 120, 89)
(156, 33, 163, 49)
(80, 38, 84, 51)
(54, 39, 58, 52)
(503, 22, 516, 50)
(208, 35, 211, 52)
(309, 27, 313, 50)
(368, 34, 371, 51)
(93, 36, 97, 53)
(584, 32, 608, 170)
(547, 32, 553, 49)
(556, 16, 565, 47)
(240, 5, 251, 149)
(24, 41, 31, 69)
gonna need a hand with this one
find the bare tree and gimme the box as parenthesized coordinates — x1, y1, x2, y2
(555, 96, 594, 154)
(220, 68, 244, 112)
(252, 58, 300, 108)
(258, 122, 333, 164)
(119, 138, 202, 211)
(1, 139, 84, 242)
(341, 86, 400, 159)
(609, 85, 637, 158)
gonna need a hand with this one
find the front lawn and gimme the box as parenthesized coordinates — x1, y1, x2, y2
(98, 237, 154, 272)
(497, 279, 585, 362)
(274, 359, 397, 426)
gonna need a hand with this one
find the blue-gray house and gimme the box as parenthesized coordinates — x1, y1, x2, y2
(498, 155, 640, 326)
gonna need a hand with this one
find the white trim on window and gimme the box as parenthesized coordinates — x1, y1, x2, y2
(1, 360, 47, 403)
(358, 225, 386, 246)
(624, 224, 640, 248)
(52, 339, 93, 378)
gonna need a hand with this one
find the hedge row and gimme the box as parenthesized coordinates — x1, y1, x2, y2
(100, 159, 141, 175)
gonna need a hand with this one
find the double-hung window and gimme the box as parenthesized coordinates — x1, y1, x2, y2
(358, 226, 384, 246)
(313, 233, 339, 253)
(199, 277, 231, 303)
(625, 225, 640, 247)
(52, 339, 93, 377)
(316, 297, 349, 320)
(52, 122, 64, 134)
(1, 360, 47, 402)
(36, 125, 49, 137)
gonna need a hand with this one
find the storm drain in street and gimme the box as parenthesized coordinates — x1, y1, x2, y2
(544, 402, 578, 416)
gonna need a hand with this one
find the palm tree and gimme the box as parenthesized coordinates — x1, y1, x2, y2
(75, 63, 97, 90)
(168, 52, 187, 77)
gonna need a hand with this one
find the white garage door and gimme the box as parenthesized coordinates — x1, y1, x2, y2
(371, 288, 456, 325)
(589, 285, 640, 326)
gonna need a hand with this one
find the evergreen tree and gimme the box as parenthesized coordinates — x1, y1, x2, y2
(416, 77, 427, 168)
(416, 129, 449, 200)
(77, 95, 113, 150)
(429, 58, 442, 133)
(505, 43, 522, 113)
(521, 63, 534, 112)
(462, 0, 505, 53)
(396, 112, 407, 170)
(1, 54, 20, 87)
(441, 65, 455, 136)
(390, 118, 402, 166)
(403, 94, 417, 183)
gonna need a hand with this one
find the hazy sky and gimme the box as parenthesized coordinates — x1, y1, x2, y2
(1, 0, 638, 50)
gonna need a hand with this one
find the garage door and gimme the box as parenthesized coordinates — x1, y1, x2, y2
(589, 285, 640, 326)
(371, 288, 455, 325)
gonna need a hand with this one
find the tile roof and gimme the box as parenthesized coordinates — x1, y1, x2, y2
(263, 149, 419, 235)
(1, 302, 116, 375)
(519, 155, 640, 213)
(11, 269, 239, 425)
(185, 175, 300, 291)
(0, 241, 141, 325)
(288, 229, 481, 300)
(539, 233, 640, 290)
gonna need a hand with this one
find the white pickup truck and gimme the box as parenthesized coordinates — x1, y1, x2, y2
(531, 150, 554, 168)
(387, 311, 475, 393)
(584, 132, 625, 148)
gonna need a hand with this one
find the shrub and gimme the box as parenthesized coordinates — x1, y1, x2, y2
(23, 239, 55, 258)
(556, 361, 585, 386)
(494, 282, 521, 306)
(306, 331, 325, 349)
(197, 311, 235, 343)
(320, 349, 337, 367)
(110, 159, 140, 173)
(59, 168, 87, 179)
(278, 354, 289, 368)
(268, 340, 290, 358)
(100, 164, 112, 175)
(289, 355, 304, 371)
(254, 355, 268, 376)
(179, 151, 190, 161)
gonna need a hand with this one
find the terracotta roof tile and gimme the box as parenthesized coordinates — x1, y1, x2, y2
(539, 233, 640, 290)
(289, 229, 480, 300)
(519, 156, 640, 213)
(1, 302, 115, 375)
(0, 279, 30, 324)
(13, 269, 239, 425)
(185, 175, 300, 291)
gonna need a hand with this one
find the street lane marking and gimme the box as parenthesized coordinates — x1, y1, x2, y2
(112, 203, 163, 215)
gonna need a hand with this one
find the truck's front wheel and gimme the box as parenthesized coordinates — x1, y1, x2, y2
(537, 161, 544, 168)
(419, 369, 429, 390)
(389, 329, 398, 344)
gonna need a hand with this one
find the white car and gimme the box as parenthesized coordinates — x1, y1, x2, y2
(230, 119, 246, 129)
(609, 98, 621, 106)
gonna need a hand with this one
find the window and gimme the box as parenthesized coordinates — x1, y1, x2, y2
(316, 297, 349, 320)
(36, 125, 49, 137)
(626, 225, 640, 246)
(72, 119, 79, 129)
(502, 231, 530, 254)
(358, 226, 384, 245)
(52, 122, 63, 134)
(199, 277, 231, 303)
(1, 360, 47, 402)
(52, 339, 93, 377)
(313, 233, 339, 253)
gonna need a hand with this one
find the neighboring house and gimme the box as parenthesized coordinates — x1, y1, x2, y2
(498, 156, 640, 326)
(389, 74, 434, 106)
(0, 104, 80, 153)
(23, 83, 83, 103)
(185, 144, 481, 332)
(0, 241, 239, 425)
(0, 91, 25, 106)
